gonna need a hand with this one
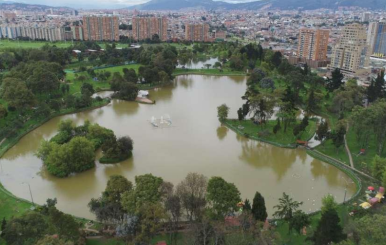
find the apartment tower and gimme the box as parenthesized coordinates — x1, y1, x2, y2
(330, 23, 369, 74)
(367, 21, 386, 57)
(185, 23, 211, 42)
(298, 28, 330, 61)
(132, 17, 168, 41)
(83, 16, 119, 41)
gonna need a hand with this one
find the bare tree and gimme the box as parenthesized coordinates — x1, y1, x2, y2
(176, 173, 208, 221)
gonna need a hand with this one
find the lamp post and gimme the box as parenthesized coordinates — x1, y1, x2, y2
(341, 176, 352, 205)
(22, 182, 34, 207)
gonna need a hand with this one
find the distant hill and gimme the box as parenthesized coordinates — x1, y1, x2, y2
(128, 0, 386, 10)
(128, 0, 272, 11)
(270, 0, 386, 10)
(0, 1, 74, 11)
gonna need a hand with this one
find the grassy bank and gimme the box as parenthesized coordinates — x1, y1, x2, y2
(224, 119, 317, 147)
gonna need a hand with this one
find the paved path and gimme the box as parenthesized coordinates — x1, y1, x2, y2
(344, 123, 355, 169)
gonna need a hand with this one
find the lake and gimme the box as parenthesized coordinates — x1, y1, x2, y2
(0, 75, 356, 219)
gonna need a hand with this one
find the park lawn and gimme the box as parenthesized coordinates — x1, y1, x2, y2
(0, 183, 33, 220)
(66, 64, 141, 94)
(0, 40, 130, 51)
(225, 119, 317, 146)
(346, 128, 382, 176)
(315, 139, 351, 166)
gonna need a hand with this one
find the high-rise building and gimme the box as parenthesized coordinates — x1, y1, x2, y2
(83, 16, 119, 41)
(367, 21, 386, 57)
(330, 23, 369, 74)
(72, 26, 84, 40)
(362, 12, 371, 22)
(132, 17, 168, 41)
(297, 28, 329, 61)
(185, 23, 212, 42)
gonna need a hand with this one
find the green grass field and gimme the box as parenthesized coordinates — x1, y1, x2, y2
(0, 40, 130, 50)
(0, 40, 190, 51)
(0, 183, 33, 220)
(65, 64, 141, 94)
(225, 119, 317, 146)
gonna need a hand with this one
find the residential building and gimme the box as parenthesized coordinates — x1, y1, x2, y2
(132, 17, 168, 41)
(367, 21, 386, 57)
(362, 12, 370, 22)
(297, 28, 329, 61)
(0, 25, 65, 41)
(72, 26, 84, 40)
(330, 23, 369, 74)
(185, 23, 212, 42)
(83, 15, 119, 41)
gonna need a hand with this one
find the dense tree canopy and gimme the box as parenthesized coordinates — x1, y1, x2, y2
(207, 177, 241, 218)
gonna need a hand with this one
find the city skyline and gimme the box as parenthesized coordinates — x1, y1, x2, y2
(3, 0, 262, 9)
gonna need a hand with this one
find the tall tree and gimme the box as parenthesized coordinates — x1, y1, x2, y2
(243, 199, 252, 212)
(207, 177, 241, 218)
(309, 209, 346, 245)
(176, 173, 207, 221)
(251, 191, 267, 222)
(327, 68, 344, 92)
(217, 104, 230, 122)
(0, 78, 35, 109)
(289, 210, 310, 234)
(374, 70, 385, 99)
(331, 121, 346, 153)
(273, 192, 303, 221)
(121, 174, 163, 214)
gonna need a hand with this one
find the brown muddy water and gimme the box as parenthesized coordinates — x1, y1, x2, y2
(0, 75, 356, 219)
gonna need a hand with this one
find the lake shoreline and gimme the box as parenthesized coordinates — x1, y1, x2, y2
(223, 119, 363, 208)
(0, 74, 362, 223)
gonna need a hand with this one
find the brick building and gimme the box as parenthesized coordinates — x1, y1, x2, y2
(298, 28, 329, 61)
(185, 23, 212, 42)
(132, 17, 168, 41)
(83, 16, 119, 41)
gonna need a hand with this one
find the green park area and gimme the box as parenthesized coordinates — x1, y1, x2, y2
(225, 118, 317, 146)
(0, 40, 131, 50)
(2, 40, 386, 245)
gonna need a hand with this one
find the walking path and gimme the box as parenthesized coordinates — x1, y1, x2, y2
(311, 149, 377, 181)
(344, 123, 355, 169)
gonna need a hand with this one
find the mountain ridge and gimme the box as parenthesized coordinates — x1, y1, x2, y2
(128, 0, 386, 10)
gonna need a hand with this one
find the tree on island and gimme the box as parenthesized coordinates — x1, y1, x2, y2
(217, 104, 230, 122)
(37, 136, 96, 177)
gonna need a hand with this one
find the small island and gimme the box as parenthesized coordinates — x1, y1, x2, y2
(36, 119, 133, 177)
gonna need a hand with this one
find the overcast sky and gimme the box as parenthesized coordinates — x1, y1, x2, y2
(10, 0, 260, 9)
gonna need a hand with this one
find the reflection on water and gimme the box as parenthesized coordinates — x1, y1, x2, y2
(0, 75, 356, 219)
(216, 126, 229, 141)
(178, 57, 219, 69)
